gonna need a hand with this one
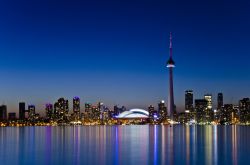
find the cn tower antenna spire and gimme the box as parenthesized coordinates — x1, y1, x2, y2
(169, 32, 173, 58)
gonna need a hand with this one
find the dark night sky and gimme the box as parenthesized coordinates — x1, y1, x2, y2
(0, 0, 250, 113)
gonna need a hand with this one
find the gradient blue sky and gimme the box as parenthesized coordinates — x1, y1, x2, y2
(0, 0, 250, 114)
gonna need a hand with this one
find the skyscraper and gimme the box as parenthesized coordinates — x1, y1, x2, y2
(45, 103, 53, 119)
(217, 93, 223, 110)
(204, 94, 213, 122)
(54, 98, 69, 120)
(185, 90, 193, 111)
(0, 105, 7, 121)
(19, 102, 26, 120)
(167, 32, 175, 120)
(28, 105, 35, 121)
(185, 90, 193, 122)
(73, 97, 80, 120)
(158, 100, 167, 120)
(195, 99, 208, 123)
(239, 98, 250, 123)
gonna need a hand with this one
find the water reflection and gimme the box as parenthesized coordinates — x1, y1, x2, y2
(0, 125, 250, 165)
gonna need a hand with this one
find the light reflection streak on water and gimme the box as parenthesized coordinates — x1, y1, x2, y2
(186, 125, 190, 165)
(205, 126, 212, 165)
(161, 126, 166, 165)
(0, 125, 249, 165)
(153, 125, 158, 165)
(213, 126, 218, 165)
(232, 125, 238, 165)
(114, 126, 118, 165)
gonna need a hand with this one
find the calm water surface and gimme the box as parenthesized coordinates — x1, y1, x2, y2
(0, 125, 249, 165)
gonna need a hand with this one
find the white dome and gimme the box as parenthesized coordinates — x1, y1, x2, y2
(116, 108, 149, 118)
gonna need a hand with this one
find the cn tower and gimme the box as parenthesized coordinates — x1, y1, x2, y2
(167, 32, 175, 120)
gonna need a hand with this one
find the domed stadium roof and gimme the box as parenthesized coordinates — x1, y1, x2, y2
(116, 108, 149, 118)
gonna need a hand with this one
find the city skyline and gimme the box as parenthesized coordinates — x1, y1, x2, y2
(0, 0, 250, 113)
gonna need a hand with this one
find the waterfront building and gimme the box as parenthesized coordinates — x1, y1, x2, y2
(195, 99, 208, 123)
(45, 103, 53, 119)
(220, 104, 233, 124)
(185, 90, 193, 121)
(158, 100, 167, 120)
(239, 98, 250, 123)
(19, 102, 26, 120)
(148, 105, 157, 122)
(0, 105, 7, 121)
(204, 94, 213, 122)
(54, 98, 69, 121)
(73, 97, 80, 120)
(28, 105, 35, 121)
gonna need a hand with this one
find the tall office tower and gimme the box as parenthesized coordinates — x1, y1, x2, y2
(45, 103, 53, 119)
(215, 93, 223, 122)
(220, 104, 233, 124)
(158, 100, 167, 120)
(148, 105, 156, 121)
(185, 90, 193, 111)
(19, 102, 26, 120)
(217, 93, 223, 110)
(28, 105, 35, 121)
(167, 32, 175, 120)
(185, 90, 193, 122)
(204, 94, 213, 122)
(0, 105, 7, 121)
(54, 98, 69, 120)
(85, 103, 92, 119)
(73, 97, 80, 119)
(239, 98, 250, 123)
(195, 99, 208, 123)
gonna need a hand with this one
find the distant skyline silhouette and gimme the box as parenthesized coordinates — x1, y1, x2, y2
(0, 0, 250, 113)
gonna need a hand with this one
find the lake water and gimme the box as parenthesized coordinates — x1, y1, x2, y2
(0, 125, 249, 165)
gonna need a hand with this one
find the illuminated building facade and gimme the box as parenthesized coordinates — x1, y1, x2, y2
(239, 98, 250, 123)
(204, 94, 213, 122)
(73, 97, 80, 120)
(158, 100, 167, 120)
(28, 105, 35, 121)
(45, 103, 53, 119)
(195, 99, 208, 123)
(54, 98, 69, 121)
(185, 90, 193, 121)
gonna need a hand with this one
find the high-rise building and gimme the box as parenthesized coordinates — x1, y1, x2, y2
(28, 105, 35, 121)
(167, 32, 175, 120)
(185, 90, 193, 111)
(195, 99, 208, 123)
(73, 97, 80, 120)
(19, 102, 26, 120)
(220, 104, 233, 124)
(217, 93, 223, 110)
(148, 105, 156, 121)
(45, 103, 53, 119)
(85, 103, 92, 119)
(0, 105, 7, 121)
(204, 94, 213, 122)
(158, 100, 167, 120)
(239, 98, 250, 123)
(185, 90, 193, 122)
(54, 98, 69, 120)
